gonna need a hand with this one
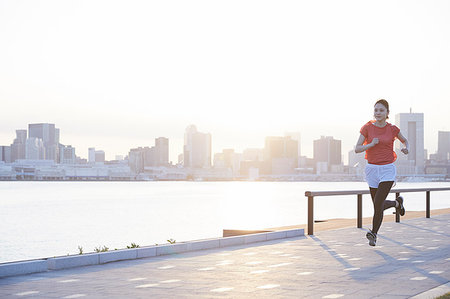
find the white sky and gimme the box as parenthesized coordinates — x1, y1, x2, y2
(1, 0, 449, 163)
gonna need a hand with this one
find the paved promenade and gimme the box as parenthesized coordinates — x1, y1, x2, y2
(0, 214, 449, 298)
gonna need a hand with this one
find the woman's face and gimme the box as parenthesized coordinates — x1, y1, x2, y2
(374, 103, 388, 121)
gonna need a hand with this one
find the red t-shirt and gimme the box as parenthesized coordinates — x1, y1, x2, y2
(360, 121, 400, 165)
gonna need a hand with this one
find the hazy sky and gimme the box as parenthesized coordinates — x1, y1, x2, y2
(1, 0, 449, 163)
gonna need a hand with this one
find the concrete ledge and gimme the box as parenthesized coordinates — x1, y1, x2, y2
(187, 239, 220, 251)
(219, 235, 245, 247)
(136, 246, 157, 259)
(48, 254, 99, 270)
(286, 229, 304, 238)
(244, 232, 267, 244)
(0, 260, 48, 277)
(266, 231, 287, 240)
(156, 243, 189, 256)
(0, 228, 304, 278)
(99, 249, 137, 264)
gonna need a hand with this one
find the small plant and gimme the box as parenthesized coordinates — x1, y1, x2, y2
(167, 238, 176, 244)
(127, 242, 140, 249)
(94, 245, 109, 252)
(78, 246, 83, 255)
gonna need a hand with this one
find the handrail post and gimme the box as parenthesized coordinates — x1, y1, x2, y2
(308, 196, 314, 235)
(357, 194, 362, 228)
(395, 192, 400, 223)
(426, 191, 430, 218)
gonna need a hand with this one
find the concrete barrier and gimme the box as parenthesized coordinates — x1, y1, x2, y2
(136, 246, 157, 259)
(48, 254, 99, 270)
(287, 229, 304, 238)
(156, 243, 189, 256)
(99, 249, 137, 264)
(187, 239, 221, 251)
(219, 235, 246, 247)
(0, 260, 48, 277)
(244, 232, 267, 244)
(0, 228, 304, 278)
(266, 231, 287, 240)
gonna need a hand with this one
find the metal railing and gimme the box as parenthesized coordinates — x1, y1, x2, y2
(304, 187, 450, 235)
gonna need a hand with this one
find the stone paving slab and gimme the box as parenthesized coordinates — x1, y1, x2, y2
(0, 214, 449, 298)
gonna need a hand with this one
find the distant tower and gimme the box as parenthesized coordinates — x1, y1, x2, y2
(28, 123, 58, 161)
(264, 136, 298, 174)
(183, 125, 211, 168)
(88, 148, 96, 163)
(395, 112, 425, 174)
(10, 130, 27, 162)
(155, 137, 169, 165)
(95, 150, 105, 163)
(26, 137, 45, 160)
(437, 131, 450, 161)
(313, 136, 342, 171)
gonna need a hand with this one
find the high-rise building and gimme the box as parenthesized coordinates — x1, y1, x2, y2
(395, 112, 425, 174)
(26, 137, 45, 160)
(11, 130, 27, 162)
(128, 148, 144, 174)
(437, 131, 450, 161)
(95, 150, 105, 163)
(313, 136, 342, 172)
(155, 137, 169, 165)
(285, 132, 301, 167)
(0, 146, 12, 163)
(88, 148, 96, 163)
(28, 123, 59, 161)
(243, 148, 264, 161)
(183, 125, 211, 168)
(59, 145, 76, 164)
(264, 136, 298, 175)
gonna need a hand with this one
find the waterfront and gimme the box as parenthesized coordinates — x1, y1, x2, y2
(1, 181, 449, 263)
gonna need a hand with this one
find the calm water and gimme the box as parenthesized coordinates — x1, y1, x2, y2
(1, 181, 449, 263)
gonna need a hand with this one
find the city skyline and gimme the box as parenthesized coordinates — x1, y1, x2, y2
(1, 118, 447, 166)
(1, 1, 450, 162)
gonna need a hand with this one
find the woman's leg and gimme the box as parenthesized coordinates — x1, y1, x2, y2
(371, 181, 394, 234)
(370, 187, 396, 211)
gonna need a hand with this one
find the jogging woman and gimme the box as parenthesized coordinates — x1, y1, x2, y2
(355, 99, 409, 246)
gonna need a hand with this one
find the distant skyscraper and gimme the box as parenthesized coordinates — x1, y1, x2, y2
(26, 137, 45, 160)
(285, 132, 301, 167)
(88, 148, 96, 163)
(243, 148, 264, 161)
(0, 146, 12, 163)
(28, 123, 58, 161)
(313, 136, 342, 171)
(128, 147, 145, 173)
(155, 137, 169, 165)
(264, 136, 298, 174)
(11, 130, 27, 162)
(95, 150, 105, 163)
(395, 112, 425, 174)
(437, 131, 450, 161)
(59, 145, 76, 164)
(183, 125, 211, 168)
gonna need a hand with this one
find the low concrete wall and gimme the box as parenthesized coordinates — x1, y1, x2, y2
(0, 260, 48, 277)
(0, 228, 304, 278)
(48, 254, 99, 270)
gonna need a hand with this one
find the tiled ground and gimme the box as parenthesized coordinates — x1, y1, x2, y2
(0, 214, 449, 298)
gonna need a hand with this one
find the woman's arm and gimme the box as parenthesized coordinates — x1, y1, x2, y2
(397, 131, 409, 155)
(355, 134, 378, 153)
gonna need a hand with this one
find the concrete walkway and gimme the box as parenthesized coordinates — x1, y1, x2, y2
(0, 214, 449, 298)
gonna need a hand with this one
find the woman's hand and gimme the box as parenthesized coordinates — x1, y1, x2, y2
(371, 138, 379, 146)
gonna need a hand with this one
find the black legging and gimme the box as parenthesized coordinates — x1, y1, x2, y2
(369, 181, 396, 234)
